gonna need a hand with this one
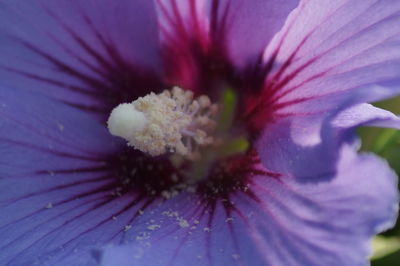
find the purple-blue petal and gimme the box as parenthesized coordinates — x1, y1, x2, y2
(154, 0, 299, 91)
(219, 0, 299, 67)
(262, 0, 400, 115)
(332, 103, 400, 130)
(155, 0, 299, 67)
(256, 0, 400, 178)
(0, 1, 398, 266)
(257, 84, 400, 180)
(94, 191, 271, 266)
(0, 0, 161, 115)
(95, 144, 398, 266)
(0, 86, 131, 265)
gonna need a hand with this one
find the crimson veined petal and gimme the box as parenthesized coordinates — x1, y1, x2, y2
(252, 0, 400, 179)
(0, 86, 272, 265)
(0, 86, 127, 265)
(246, 0, 400, 129)
(155, 0, 298, 93)
(0, 0, 163, 121)
(95, 144, 398, 266)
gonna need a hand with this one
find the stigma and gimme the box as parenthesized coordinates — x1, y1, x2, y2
(107, 87, 218, 160)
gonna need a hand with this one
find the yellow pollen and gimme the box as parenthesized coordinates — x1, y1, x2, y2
(107, 87, 218, 160)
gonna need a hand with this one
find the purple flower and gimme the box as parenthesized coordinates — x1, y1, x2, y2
(0, 0, 399, 265)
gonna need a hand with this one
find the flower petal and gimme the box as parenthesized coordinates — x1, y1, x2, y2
(332, 103, 400, 130)
(261, 0, 400, 116)
(0, 86, 117, 175)
(255, 0, 400, 177)
(95, 192, 272, 266)
(155, 0, 299, 90)
(0, 0, 162, 118)
(247, 144, 398, 266)
(219, 0, 300, 67)
(257, 84, 400, 179)
(95, 144, 398, 266)
(0, 86, 137, 265)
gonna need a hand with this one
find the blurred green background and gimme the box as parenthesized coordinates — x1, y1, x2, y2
(359, 96, 400, 265)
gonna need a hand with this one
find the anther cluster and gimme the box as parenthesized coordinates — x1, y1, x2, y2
(107, 87, 218, 160)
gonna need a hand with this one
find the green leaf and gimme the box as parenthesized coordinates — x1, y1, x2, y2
(371, 129, 399, 154)
(360, 128, 400, 174)
(372, 250, 400, 266)
(371, 236, 400, 260)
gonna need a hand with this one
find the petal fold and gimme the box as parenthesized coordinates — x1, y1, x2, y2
(256, 0, 400, 177)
